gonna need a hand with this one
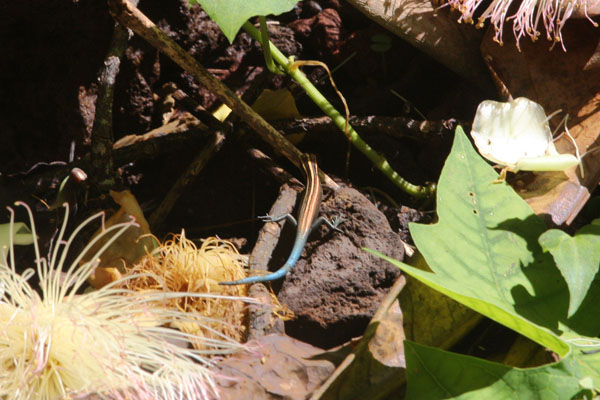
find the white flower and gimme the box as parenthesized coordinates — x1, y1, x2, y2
(470, 97, 579, 172)
(0, 203, 248, 400)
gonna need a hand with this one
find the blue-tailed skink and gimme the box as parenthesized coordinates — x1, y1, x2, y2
(220, 154, 342, 285)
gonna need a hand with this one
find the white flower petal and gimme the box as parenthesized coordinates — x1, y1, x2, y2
(471, 97, 577, 172)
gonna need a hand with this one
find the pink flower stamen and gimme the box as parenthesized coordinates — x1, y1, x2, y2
(445, 0, 598, 50)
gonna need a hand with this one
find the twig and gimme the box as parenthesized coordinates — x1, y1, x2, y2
(162, 82, 229, 131)
(90, 0, 139, 189)
(112, 123, 208, 164)
(273, 116, 461, 140)
(246, 148, 304, 189)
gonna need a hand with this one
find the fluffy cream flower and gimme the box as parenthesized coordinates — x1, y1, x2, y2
(0, 203, 248, 400)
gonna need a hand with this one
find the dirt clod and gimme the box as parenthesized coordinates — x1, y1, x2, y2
(279, 186, 403, 349)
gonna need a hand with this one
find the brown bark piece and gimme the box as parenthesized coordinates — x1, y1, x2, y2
(481, 24, 600, 225)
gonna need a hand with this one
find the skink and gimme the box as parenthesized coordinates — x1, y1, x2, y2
(220, 154, 342, 285)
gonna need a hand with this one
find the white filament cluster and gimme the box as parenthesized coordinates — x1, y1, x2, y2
(446, 0, 598, 50)
(0, 203, 247, 400)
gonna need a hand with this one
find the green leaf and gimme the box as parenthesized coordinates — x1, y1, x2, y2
(539, 219, 600, 317)
(367, 127, 600, 355)
(0, 222, 35, 264)
(372, 250, 569, 355)
(404, 340, 600, 399)
(0, 222, 34, 247)
(188, 0, 299, 43)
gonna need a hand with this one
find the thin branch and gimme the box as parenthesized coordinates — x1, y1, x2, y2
(90, 0, 139, 189)
(273, 116, 461, 140)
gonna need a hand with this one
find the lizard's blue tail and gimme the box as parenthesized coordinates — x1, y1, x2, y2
(219, 261, 294, 285)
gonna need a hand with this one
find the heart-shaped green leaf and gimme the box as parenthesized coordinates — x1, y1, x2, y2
(539, 219, 600, 317)
(188, 0, 298, 43)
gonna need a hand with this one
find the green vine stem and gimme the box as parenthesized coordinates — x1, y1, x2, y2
(259, 16, 283, 75)
(245, 21, 435, 198)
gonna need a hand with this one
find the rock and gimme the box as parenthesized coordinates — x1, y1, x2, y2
(278, 186, 403, 349)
